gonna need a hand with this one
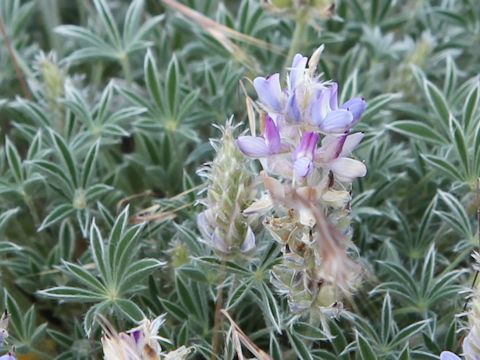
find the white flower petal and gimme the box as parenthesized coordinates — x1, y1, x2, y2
(330, 158, 367, 182)
(340, 132, 364, 157)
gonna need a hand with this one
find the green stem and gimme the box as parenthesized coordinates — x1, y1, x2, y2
(23, 192, 41, 227)
(120, 53, 133, 84)
(211, 261, 227, 360)
(439, 247, 471, 276)
(283, 10, 309, 77)
(39, 0, 61, 52)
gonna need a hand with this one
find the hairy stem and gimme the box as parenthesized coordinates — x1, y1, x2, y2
(0, 17, 32, 99)
(211, 263, 227, 359)
(120, 53, 133, 84)
(284, 10, 308, 77)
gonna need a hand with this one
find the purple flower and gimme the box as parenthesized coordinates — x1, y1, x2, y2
(316, 133, 366, 182)
(292, 132, 320, 178)
(253, 74, 284, 114)
(236, 115, 284, 158)
(288, 54, 308, 91)
(340, 97, 367, 125)
(0, 312, 8, 350)
(0, 353, 15, 360)
(310, 83, 367, 133)
(286, 92, 301, 123)
(439, 352, 461, 360)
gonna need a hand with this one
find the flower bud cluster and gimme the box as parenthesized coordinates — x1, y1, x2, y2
(263, 0, 335, 19)
(0, 312, 14, 360)
(101, 315, 191, 360)
(197, 123, 256, 257)
(441, 253, 480, 360)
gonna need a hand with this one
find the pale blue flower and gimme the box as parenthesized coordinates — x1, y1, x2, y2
(0, 353, 15, 360)
(292, 131, 319, 178)
(236, 115, 284, 158)
(440, 351, 461, 360)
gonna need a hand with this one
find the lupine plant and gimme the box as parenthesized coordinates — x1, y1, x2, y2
(0, 0, 479, 359)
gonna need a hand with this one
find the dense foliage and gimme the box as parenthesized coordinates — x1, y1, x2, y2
(0, 0, 479, 359)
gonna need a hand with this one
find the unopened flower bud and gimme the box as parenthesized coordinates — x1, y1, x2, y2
(197, 122, 256, 256)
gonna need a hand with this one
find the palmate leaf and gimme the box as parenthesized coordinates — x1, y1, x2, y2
(388, 320, 429, 348)
(81, 141, 99, 188)
(40, 207, 163, 330)
(435, 191, 474, 239)
(451, 120, 470, 176)
(119, 258, 164, 293)
(5, 137, 24, 184)
(463, 83, 479, 131)
(49, 129, 79, 188)
(175, 275, 202, 319)
(388, 121, 447, 145)
(0, 240, 21, 255)
(356, 331, 378, 360)
(424, 79, 451, 133)
(60, 260, 106, 293)
(292, 322, 330, 342)
(56, 0, 161, 65)
(144, 49, 164, 113)
(89, 220, 109, 285)
(421, 155, 464, 182)
(54, 25, 112, 49)
(166, 55, 179, 117)
(4, 291, 47, 350)
(254, 282, 282, 334)
(122, 0, 164, 52)
(38, 203, 75, 232)
(38, 286, 105, 302)
(381, 293, 393, 342)
(0, 207, 20, 232)
(30, 159, 74, 192)
(286, 329, 313, 360)
(114, 298, 144, 322)
(93, 0, 122, 48)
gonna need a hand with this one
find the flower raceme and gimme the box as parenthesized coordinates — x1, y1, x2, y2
(235, 47, 367, 316)
(236, 49, 367, 184)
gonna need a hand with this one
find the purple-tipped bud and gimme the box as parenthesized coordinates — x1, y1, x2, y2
(253, 73, 284, 113)
(289, 54, 308, 90)
(264, 115, 281, 153)
(329, 83, 339, 110)
(236, 116, 283, 158)
(293, 132, 320, 177)
(320, 109, 354, 133)
(439, 352, 461, 360)
(0, 353, 15, 360)
(286, 92, 301, 123)
(340, 97, 367, 124)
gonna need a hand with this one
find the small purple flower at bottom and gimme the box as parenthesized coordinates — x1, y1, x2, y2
(440, 351, 461, 360)
(292, 132, 320, 178)
(0, 353, 15, 360)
